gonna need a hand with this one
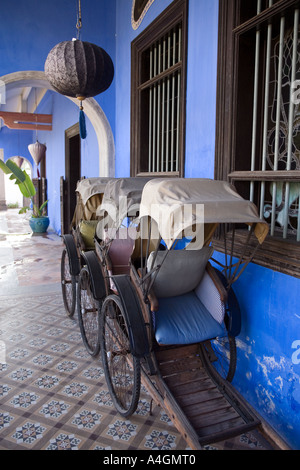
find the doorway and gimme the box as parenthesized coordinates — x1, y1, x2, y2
(62, 123, 81, 234)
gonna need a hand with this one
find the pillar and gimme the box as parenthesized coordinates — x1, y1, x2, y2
(0, 149, 7, 210)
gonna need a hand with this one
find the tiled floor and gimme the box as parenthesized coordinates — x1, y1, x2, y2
(0, 209, 62, 296)
(0, 210, 275, 451)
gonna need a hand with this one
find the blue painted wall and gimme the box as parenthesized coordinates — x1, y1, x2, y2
(114, 0, 218, 178)
(212, 252, 300, 449)
(0, 0, 116, 130)
(0, 0, 299, 450)
(185, 0, 218, 179)
(36, 91, 99, 234)
(0, 0, 116, 234)
(234, 264, 300, 449)
(0, 127, 34, 168)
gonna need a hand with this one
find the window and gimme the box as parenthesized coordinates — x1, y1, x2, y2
(215, 0, 300, 277)
(131, 0, 188, 177)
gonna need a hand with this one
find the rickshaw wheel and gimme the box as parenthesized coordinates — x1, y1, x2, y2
(202, 334, 237, 383)
(77, 267, 101, 356)
(100, 294, 141, 417)
(61, 248, 76, 317)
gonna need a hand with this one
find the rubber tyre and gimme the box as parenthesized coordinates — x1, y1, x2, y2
(77, 267, 101, 356)
(202, 333, 237, 383)
(61, 248, 76, 317)
(100, 294, 141, 417)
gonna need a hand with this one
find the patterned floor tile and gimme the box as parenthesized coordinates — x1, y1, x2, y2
(0, 291, 188, 451)
(0, 209, 279, 451)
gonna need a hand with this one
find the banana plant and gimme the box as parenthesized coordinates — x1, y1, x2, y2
(0, 158, 48, 218)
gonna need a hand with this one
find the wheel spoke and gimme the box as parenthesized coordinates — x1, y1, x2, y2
(100, 295, 140, 417)
(61, 248, 76, 317)
(78, 268, 100, 356)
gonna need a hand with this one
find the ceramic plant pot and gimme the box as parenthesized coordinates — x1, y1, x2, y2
(29, 216, 50, 233)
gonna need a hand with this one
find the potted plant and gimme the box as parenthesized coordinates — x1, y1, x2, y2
(0, 158, 50, 233)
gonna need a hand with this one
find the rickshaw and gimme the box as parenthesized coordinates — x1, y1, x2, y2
(76, 177, 152, 356)
(98, 178, 287, 449)
(60, 177, 112, 318)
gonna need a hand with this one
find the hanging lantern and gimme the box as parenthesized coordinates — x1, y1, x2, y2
(44, 0, 114, 140)
(28, 140, 46, 166)
(45, 40, 114, 139)
(11, 156, 24, 168)
(44, 40, 114, 99)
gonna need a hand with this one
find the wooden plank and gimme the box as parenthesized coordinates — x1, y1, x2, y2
(196, 416, 246, 439)
(141, 368, 203, 450)
(183, 396, 231, 418)
(149, 343, 270, 449)
(232, 0, 299, 36)
(175, 387, 224, 407)
(198, 420, 259, 446)
(155, 344, 200, 362)
(192, 407, 242, 430)
(164, 368, 209, 388)
(213, 227, 300, 278)
(229, 170, 300, 182)
(168, 377, 216, 397)
(159, 356, 203, 377)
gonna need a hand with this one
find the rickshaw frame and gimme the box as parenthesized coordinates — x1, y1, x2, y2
(98, 178, 289, 450)
(60, 177, 113, 356)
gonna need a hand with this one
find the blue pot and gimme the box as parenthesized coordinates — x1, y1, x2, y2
(29, 216, 50, 233)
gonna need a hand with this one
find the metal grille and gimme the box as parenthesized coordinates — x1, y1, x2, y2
(238, 1, 300, 241)
(147, 23, 182, 173)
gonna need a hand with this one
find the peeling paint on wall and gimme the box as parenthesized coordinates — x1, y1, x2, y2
(253, 355, 300, 431)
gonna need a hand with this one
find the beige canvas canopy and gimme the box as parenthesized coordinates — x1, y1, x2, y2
(76, 177, 113, 205)
(96, 177, 153, 239)
(71, 177, 114, 227)
(139, 178, 269, 249)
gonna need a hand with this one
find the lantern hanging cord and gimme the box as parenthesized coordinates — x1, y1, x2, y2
(76, 0, 82, 39)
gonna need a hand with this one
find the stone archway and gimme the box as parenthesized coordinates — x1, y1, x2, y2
(0, 71, 115, 177)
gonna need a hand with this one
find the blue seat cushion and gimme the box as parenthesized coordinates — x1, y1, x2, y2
(154, 291, 226, 346)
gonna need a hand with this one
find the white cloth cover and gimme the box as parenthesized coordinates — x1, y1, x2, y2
(139, 178, 269, 248)
(76, 178, 113, 205)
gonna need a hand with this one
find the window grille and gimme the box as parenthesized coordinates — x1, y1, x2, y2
(229, 0, 300, 242)
(130, 0, 187, 177)
(147, 24, 182, 173)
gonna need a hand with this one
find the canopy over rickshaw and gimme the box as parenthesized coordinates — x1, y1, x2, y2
(138, 178, 268, 246)
(71, 177, 113, 230)
(134, 178, 269, 290)
(95, 176, 154, 239)
(76, 177, 153, 356)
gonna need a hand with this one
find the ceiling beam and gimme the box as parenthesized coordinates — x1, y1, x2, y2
(0, 111, 52, 131)
(28, 88, 48, 113)
(18, 87, 32, 112)
(22, 87, 32, 101)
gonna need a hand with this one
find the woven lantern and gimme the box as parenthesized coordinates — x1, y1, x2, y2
(44, 0, 114, 139)
(45, 40, 114, 99)
(44, 39, 114, 139)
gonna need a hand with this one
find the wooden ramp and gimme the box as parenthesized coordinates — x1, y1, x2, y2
(141, 344, 288, 450)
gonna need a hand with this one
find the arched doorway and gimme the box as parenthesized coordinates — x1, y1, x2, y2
(0, 71, 115, 177)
